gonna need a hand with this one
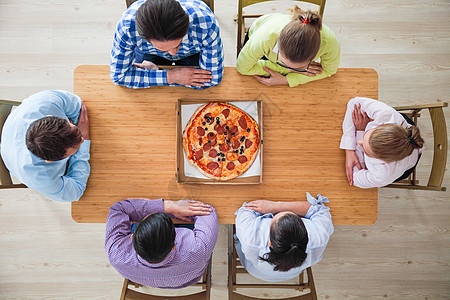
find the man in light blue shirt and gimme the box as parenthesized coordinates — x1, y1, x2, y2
(234, 193, 334, 282)
(1, 90, 91, 202)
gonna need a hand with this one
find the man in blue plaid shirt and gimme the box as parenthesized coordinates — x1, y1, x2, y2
(110, 0, 224, 89)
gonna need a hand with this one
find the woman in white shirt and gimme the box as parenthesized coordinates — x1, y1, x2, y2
(340, 97, 424, 188)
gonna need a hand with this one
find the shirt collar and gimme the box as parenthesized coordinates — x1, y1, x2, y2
(136, 246, 176, 267)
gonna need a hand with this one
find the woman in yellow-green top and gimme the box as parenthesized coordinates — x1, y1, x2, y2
(236, 7, 340, 87)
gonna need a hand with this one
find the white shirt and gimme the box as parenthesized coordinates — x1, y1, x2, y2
(340, 97, 423, 188)
(234, 193, 334, 282)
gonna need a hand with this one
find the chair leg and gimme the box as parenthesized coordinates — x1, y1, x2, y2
(205, 257, 212, 300)
(306, 267, 318, 300)
(120, 279, 129, 300)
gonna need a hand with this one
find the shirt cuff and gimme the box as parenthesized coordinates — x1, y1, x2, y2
(152, 198, 165, 213)
(340, 136, 356, 150)
(356, 131, 365, 143)
(305, 192, 329, 219)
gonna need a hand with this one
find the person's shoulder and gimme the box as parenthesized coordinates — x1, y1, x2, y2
(182, 0, 215, 22)
(320, 24, 338, 42)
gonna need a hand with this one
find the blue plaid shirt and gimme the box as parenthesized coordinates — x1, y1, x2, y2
(110, 0, 224, 89)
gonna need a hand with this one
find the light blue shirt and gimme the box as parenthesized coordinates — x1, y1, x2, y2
(1, 90, 91, 202)
(234, 193, 334, 282)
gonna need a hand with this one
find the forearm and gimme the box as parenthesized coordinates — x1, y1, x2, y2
(271, 201, 312, 217)
(286, 66, 337, 87)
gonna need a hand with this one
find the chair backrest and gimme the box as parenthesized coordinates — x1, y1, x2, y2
(237, 0, 326, 56)
(126, 0, 214, 12)
(0, 99, 27, 189)
(386, 102, 448, 191)
(227, 224, 317, 300)
(120, 258, 212, 300)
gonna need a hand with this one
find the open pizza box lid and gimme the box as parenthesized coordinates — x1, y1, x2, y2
(176, 98, 263, 184)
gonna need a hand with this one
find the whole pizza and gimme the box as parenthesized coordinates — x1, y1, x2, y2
(183, 102, 260, 181)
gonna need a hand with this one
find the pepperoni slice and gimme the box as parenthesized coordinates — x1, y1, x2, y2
(209, 149, 218, 158)
(210, 139, 217, 146)
(214, 124, 225, 135)
(219, 144, 230, 152)
(194, 150, 203, 160)
(203, 143, 212, 151)
(239, 116, 247, 129)
(226, 162, 235, 170)
(207, 132, 216, 140)
(199, 139, 203, 146)
(232, 140, 240, 149)
(222, 109, 230, 118)
(245, 139, 253, 148)
(207, 161, 219, 170)
(197, 126, 205, 136)
(238, 156, 247, 163)
(230, 126, 238, 133)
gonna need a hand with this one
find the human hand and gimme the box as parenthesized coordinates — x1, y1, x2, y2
(164, 200, 212, 221)
(345, 149, 362, 185)
(253, 67, 288, 86)
(167, 67, 212, 87)
(352, 103, 370, 131)
(243, 200, 278, 214)
(297, 61, 323, 77)
(132, 60, 159, 70)
(77, 102, 90, 140)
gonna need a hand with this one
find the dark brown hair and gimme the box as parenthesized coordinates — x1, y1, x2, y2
(278, 7, 322, 63)
(133, 212, 175, 263)
(135, 0, 189, 42)
(369, 124, 424, 162)
(259, 213, 308, 272)
(26, 116, 82, 161)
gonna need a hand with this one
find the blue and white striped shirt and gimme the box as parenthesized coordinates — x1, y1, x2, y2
(110, 0, 224, 89)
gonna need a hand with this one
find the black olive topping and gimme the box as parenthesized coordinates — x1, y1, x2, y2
(231, 133, 235, 136)
(222, 158, 225, 161)
(202, 122, 206, 125)
(224, 132, 227, 135)
(247, 128, 250, 132)
(240, 136, 245, 142)
(208, 140, 211, 143)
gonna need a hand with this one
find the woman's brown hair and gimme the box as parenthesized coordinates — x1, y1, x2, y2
(369, 124, 424, 162)
(278, 6, 322, 63)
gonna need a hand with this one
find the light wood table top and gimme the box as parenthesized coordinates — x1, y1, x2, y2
(72, 65, 378, 225)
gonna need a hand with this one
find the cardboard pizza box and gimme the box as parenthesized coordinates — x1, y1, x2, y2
(176, 98, 263, 184)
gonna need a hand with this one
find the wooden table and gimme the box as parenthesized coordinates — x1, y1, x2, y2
(72, 66, 378, 225)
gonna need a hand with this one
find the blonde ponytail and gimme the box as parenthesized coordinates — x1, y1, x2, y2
(369, 124, 424, 162)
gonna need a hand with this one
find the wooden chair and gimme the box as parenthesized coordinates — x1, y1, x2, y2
(236, 0, 326, 56)
(120, 258, 212, 300)
(126, 0, 214, 12)
(386, 102, 448, 191)
(228, 225, 317, 300)
(0, 99, 27, 189)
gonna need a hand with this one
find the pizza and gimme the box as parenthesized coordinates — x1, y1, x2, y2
(183, 102, 260, 181)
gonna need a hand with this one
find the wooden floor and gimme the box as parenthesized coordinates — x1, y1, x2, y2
(0, 0, 449, 299)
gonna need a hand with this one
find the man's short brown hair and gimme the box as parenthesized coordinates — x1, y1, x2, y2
(135, 0, 189, 42)
(26, 116, 82, 161)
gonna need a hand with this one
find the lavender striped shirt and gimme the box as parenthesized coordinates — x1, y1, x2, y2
(105, 198, 218, 288)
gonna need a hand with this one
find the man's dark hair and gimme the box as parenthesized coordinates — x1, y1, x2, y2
(132, 212, 175, 263)
(135, 0, 190, 42)
(259, 213, 309, 272)
(26, 116, 82, 161)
